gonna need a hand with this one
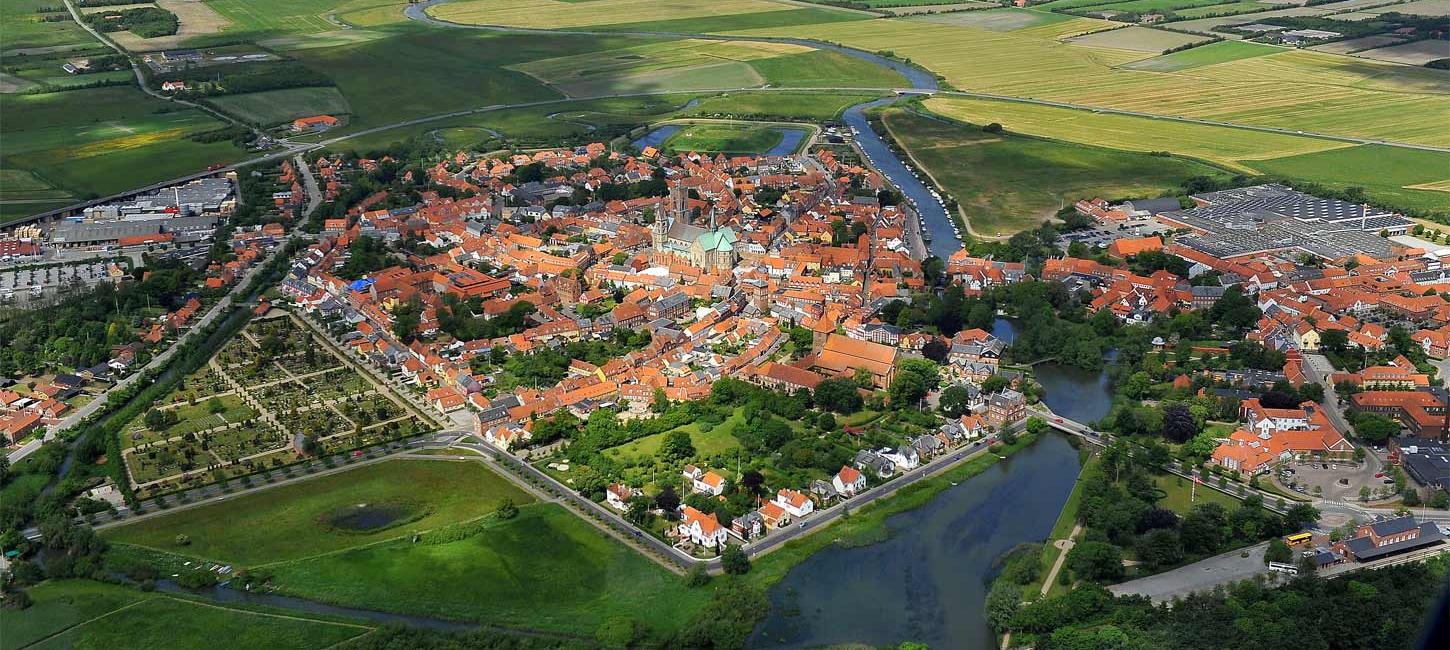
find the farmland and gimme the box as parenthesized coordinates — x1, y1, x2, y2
(0, 580, 367, 650)
(919, 97, 1450, 214)
(428, 0, 867, 32)
(207, 87, 353, 126)
(659, 122, 798, 154)
(0, 87, 246, 211)
(201, 0, 407, 39)
(267, 504, 711, 634)
(105, 458, 531, 565)
(1063, 25, 1210, 52)
(879, 106, 1228, 235)
(2, 0, 95, 51)
(1122, 40, 1282, 71)
(118, 312, 435, 495)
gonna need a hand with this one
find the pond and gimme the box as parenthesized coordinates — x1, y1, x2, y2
(323, 501, 418, 533)
(748, 434, 1082, 649)
(992, 317, 1115, 424)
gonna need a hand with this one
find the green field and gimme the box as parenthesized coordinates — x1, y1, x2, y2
(683, 90, 885, 119)
(662, 122, 799, 154)
(207, 87, 353, 126)
(430, 0, 866, 33)
(1122, 40, 1282, 71)
(202, 0, 406, 39)
(105, 459, 534, 566)
(1, 580, 366, 650)
(2, 0, 96, 51)
(748, 49, 906, 88)
(267, 504, 711, 634)
(882, 106, 1227, 235)
(1062, 0, 1243, 16)
(912, 7, 1080, 31)
(606, 408, 745, 460)
(1247, 144, 1450, 215)
(1172, 0, 1280, 18)
(1153, 472, 1239, 514)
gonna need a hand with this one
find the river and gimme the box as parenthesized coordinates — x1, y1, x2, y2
(992, 317, 1114, 425)
(748, 434, 1081, 649)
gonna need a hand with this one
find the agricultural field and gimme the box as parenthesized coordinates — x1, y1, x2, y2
(201, 0, 407, 40)
(105, 458, 531, 564)
(119, 311, 434, 495)
(911, 7, 1083, 31)
(879, 107, 1228, 235)
(1171, 1, 1286, 19)
(1357, 39, 1450, 65)
(0, 580, 367, 650)
(1167, 0, 1393, 35)
(266, 504, 712, 635)
(727, 15, 1450, 146)
(2, 0, 96, 52)
(0, 86, 246, 218)
(1122, 40, 1281, 70)
(82, 0, 234, 51)
(657, 121, 801, 154)
(1064, 25, 1210, 52)
(1309, 34, 1405, 54)
(920, 97, 1450, 214)
(206, 86, 353, 126)
(428, 0, 867, 33)
(0, 169, 76, 209)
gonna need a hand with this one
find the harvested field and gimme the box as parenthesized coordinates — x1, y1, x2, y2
(1122, 40, 1281, 70)
(1064, 26, 1210, 52)
(1173, 1, 1284, 19)
(1357, 39, 1450, 65)
(98, 0, 233, 52)
(1355, 0, 1449, 16)
(910, 7, 1079, 30)
(1169, 0, 1391, 37)
(429, 0, 848, 30)
(877, 2, 998, 14)
(1310, 34, 1406, 53)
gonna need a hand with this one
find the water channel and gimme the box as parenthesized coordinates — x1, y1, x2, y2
(748, 433, 1082, 649)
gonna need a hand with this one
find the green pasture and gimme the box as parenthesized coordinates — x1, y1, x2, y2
(883, 106, 1226, 236)
(104, 459, 534, 566)
(662, 122, 795, 154)
(207, 87, 353, 126)
(267, 504, 712, 634)
(2, 0, 95, 51)
(1122, 40, 1282, 71)
(1248, 144, 1450, 215)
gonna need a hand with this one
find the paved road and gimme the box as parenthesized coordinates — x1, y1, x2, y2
(1108, 541, 1272, 603)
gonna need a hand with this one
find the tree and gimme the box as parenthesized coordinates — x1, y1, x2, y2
(1351, 412, 1399, 444)
(939, 384, 975, 417)
(1265, 537, 1292, 564)
(205, 396, 225, 414)
(661, 430, 696, 462)
(496, 498, 519, 520)
(624, 498, 651, 526)
(1066, 541, 1124, 583)
(985, 578, 1021, 631)
(741, 470, 765, 495)
(980, 375, 1011, 395)
(1180, 503, 1229, 556)
(721, 545, 751, 574)
(595, 617, 642, 649)
(1026, 416, 1047, 436)
(1136, 528, 1184, 570)
(922, 338, 949, 363)
(814, 378, 863, 414)
(651, 388, 670, 414)
(654, 485, 681, 517)
(1161, 403, 1199, 443)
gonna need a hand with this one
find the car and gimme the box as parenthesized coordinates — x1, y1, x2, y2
(1322, 463, 1329, 469)
(1375, 472, 1385, 478)
(1383, 478, 1396, 484)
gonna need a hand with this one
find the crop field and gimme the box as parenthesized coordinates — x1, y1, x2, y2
(1122, 40, 1281, 70)
(1309, 34, 1404, 54)
(1357, 39, 1450, 65)
(266, 504, 713, 635)
(0, 169, 74, 204)
(207, 87, 353, 125)
(0, 87, 246, 214)
(511, 38, 903, 98)
(2, 0, 96, 52)
(120, 312, 433, 495)
(1064, 25, 1210, 52)
(1169, 0, 1282, 18)
(106, 458, 532, 565)
(920, 97, 1450, 213)
(1059, 0, 1245, 15)
(202, 0, 404, 38)
(1168, 0, 1392, 35)
(1353, 0, 1450, 16)
(912, 7, 1081, 31)
(2, 580, 368, 650)
(430, 0, 867, 33)
(881, 107, 1227, 235)
(98, 0, 233, 51)
(727, 16, 1450, 147)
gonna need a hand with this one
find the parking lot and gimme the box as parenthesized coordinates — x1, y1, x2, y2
(1275, 455, 1392, 502)
(0, 261, 120, 306)
(1059, 219, 1173, 249)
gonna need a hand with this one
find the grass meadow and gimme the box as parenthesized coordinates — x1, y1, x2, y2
(1122, 40, 1282, 71)
(661, 122, 797, 154)
(266, 504, 712, 635)
(2, 0, 95, 51)
(429, 0, 867, 33)
(881, 107, 1227, 235)
(104, 459, 534, 566)
(207, 87, 353, 126)
(1, 580, 367, 650)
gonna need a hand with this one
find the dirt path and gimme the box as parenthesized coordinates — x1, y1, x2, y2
(1040, 523, 1082, 597)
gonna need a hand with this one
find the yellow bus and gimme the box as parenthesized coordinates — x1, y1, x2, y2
(1285, 532, 1312, 546)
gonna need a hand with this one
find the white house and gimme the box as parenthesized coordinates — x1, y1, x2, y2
(832, 465, 867, 497)
(606, 483, 634, 511)
(775, 488, 814, 518)
(678, 506, 729, 549)
(683, 465, 726, 495)
(879, 446, 920, 471)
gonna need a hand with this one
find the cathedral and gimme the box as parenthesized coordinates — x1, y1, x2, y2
(652, 184, 739, 272)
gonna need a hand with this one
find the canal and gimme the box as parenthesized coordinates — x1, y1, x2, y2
(992, 317, 1115, 425)
(748, 433, 1082, 649)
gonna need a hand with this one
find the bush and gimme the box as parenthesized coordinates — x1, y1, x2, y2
(721, 545, 751, 575)
(496, 498, 519, 520)
(684, 564, 711, 588)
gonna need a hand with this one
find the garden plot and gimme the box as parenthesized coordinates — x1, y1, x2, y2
(123, 311, 433, 498)
(1065, 26, 1210, 53)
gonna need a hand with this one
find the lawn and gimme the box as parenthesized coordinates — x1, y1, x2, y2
(882, 106, 1228, 236)
(104, 459, 534, 566)
(662, 123, 790, 154)
(1247, 144, 1450, 216)
(207, 87, 353, 126)
(1153, 472, 1239, 514)
(1123, 40, 1283, 71)
(267, 504, 712, 635)
(605, 407, 745, 460)
(1, 580, 367, 650)
(0, 87, 245, 210)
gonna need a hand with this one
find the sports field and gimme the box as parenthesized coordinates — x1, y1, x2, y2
(0, 87, 245, 214)
(1, 580, 368, 650)
(207, 87, 353, 126)
(104, 459, 534, 566)
(919, 97, 1450, 214)
(880, 107, 1228, 235)
(267, 504, 712, 634)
